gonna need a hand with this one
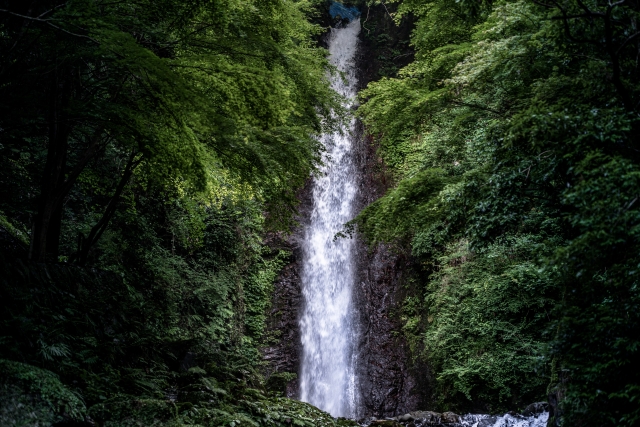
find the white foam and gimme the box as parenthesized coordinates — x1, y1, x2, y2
(460, 412, 549, 427)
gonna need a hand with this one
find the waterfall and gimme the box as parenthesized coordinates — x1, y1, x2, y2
(299, 18, 361, 418)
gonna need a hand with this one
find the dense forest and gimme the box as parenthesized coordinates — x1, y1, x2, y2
(354, 0, 640, 424)
(0, 0, 352, 425)
(0, 0, 639, 426)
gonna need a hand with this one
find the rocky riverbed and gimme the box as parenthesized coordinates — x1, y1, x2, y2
(361, 402, 548, 427)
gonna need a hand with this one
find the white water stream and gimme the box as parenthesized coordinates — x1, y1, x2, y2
(299, 19, 361, 418)
(460, 412, 549, 427)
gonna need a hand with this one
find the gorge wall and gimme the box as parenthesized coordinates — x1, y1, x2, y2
(262, 4, 425, 418)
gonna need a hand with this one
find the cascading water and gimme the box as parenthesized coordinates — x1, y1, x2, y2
(378, 411, 549, 427)
(459, 412, 549, 427)
(298, 18, 361, 418)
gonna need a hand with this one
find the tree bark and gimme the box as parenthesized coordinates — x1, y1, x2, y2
(74, 152, 141, 265)
(30, 71, 72, 262)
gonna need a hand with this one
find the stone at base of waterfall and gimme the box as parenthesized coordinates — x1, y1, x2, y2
(441, 412, 461, 423)
(381, 410, 461, 427)
(408, 411, 437, 422)
(375, 406, 550, 427)
(522, 402, 548, 416)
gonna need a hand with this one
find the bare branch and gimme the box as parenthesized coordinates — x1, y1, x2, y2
(531, 0, 560, 9)
(609, 0, 626, 8)
(616, 31, 640, 53)
(54, 129, 107, 208)
(380, 1, 393, 20)
(36, 3, 67, 19)
(75, 151, 142, 265)
(551, 13, 606, 19)
(0, 9, 53, 22)
(0, 8, 99, 44)
(575, 0, 601, 16)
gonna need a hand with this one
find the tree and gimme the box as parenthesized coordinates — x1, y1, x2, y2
(356, 0, 640, 421)
(0, 0, 336, 262)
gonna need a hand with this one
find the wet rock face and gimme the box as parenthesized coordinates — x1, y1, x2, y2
(262, 182, 314, 398)
(352, 241, 414, 417)
(263, 250, 302, 398)
(350, 6, 427, 415)
(522, 402, 548, 417)
(351, 234, 420, 417)
(356, 2, 414, 90)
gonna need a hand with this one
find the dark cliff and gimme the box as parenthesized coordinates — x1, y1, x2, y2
(350, 4, 428, 418)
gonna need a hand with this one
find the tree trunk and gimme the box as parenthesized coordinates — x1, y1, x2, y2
(75, 152, 141, 265)
(30, 71, 71, 262)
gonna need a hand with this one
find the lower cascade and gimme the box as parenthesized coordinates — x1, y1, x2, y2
(368, 405, 549, 427)
(298, 18, 361, 418)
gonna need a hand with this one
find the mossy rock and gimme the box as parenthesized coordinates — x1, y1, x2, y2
(0, 359, 86, 426)
(241, 397, 353, 427)
(336, 416, 360, 426)
(265, 372, 297, 395)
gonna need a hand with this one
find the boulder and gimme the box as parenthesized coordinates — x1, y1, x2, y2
(441, 412, 461, 424)
(522, 401, 549, 416)
(409, 411, 441, 423)
(397, 413, 414, 422)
